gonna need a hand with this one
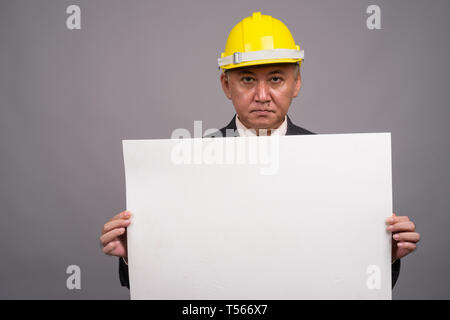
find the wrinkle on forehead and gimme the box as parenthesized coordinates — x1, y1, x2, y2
(224, 63, 300, 80)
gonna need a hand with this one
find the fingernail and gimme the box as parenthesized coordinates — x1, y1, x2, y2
(386, 217, 394, 224)
(393, 234, 400, 240)
(387, 226, 394, 231)
(124, 211, 130, 217)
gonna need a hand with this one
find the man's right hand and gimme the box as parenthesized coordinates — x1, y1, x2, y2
(100, 210, 131, 259)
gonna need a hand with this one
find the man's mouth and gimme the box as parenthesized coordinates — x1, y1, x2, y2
(250, 109, 275, 114)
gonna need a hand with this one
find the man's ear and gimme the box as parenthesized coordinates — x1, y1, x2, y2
(220, 72, 232, 100)
(293, 69, 302, 98)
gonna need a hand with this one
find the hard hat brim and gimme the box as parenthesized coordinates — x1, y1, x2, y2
(220, 58, 302, 70)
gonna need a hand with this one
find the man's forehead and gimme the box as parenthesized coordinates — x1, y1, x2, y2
(232, 63, 297, 75)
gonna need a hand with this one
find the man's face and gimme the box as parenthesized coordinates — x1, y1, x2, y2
(220, 63, 302, 130)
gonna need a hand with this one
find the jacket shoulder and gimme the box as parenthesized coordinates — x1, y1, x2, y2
(286, 115, 315, 135)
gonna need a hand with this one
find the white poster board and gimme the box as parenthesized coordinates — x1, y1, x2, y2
(123, 133, 392, 300)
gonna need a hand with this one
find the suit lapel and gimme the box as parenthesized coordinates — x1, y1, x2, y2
(219, 114, 239, 137)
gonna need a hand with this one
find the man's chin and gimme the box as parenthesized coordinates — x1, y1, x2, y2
(247, 116, 281, 129)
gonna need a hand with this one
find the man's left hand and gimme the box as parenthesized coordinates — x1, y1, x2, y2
(386, 213, 420, 262)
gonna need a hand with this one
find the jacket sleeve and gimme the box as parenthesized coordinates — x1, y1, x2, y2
(118, 257, 130, 289)
(392, 258, 401, 289)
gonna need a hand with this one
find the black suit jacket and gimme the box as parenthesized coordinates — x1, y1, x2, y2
(119, 114, 401, 289)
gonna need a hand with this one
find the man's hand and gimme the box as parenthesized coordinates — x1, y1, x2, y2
(386, 213, 420, 262)
(100, 210, 131, 259)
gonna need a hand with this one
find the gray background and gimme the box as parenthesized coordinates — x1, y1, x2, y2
(0, 0, 449, 299)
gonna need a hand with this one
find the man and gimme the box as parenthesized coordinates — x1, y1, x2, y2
(100, 12, 420, 290)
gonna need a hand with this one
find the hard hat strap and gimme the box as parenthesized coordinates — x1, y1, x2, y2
(218, 49, 304, 67)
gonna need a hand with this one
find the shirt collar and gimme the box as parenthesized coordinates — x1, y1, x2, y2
(235, 114, 288, 137)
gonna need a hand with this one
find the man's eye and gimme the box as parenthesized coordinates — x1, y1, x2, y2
(271, 77, 282, 83)
(242, 77, 255, 83)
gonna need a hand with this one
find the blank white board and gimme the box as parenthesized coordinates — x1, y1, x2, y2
(123, 133, 392, 300)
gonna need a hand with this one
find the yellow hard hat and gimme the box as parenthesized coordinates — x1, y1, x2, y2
(218, 12, 304, 70)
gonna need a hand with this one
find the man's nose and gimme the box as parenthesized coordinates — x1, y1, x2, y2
(254, 81, 271, 104)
